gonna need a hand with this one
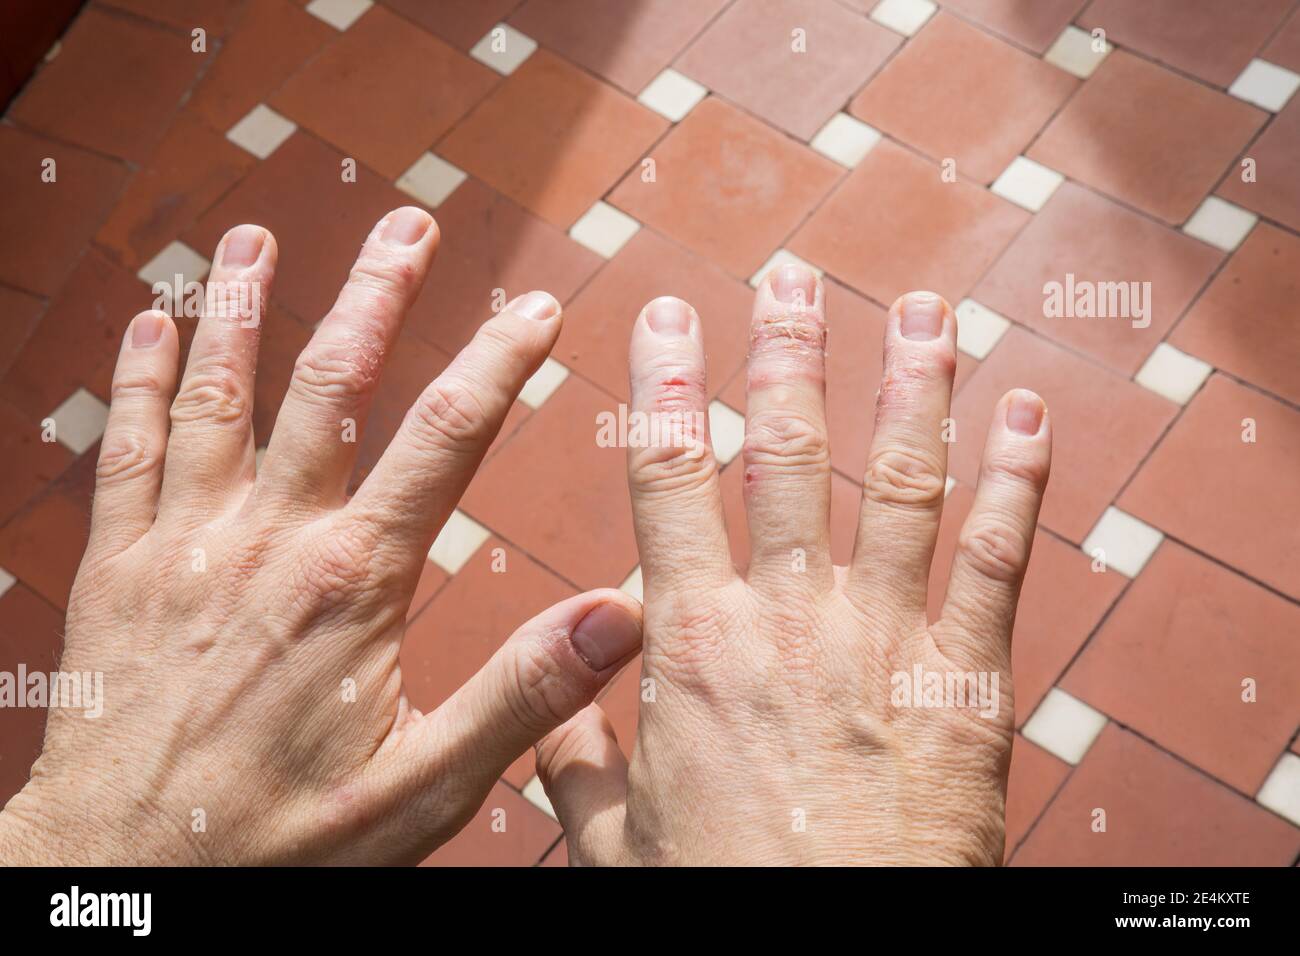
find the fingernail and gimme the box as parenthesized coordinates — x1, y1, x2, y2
(570, 602, 642, 671)
(1006, 390, 1045, 436)
(771, 263, 816, 305)
(509, 290, 560, 321)
(382, 207, 431, 246)
(645, 296, 691, 335)
(130, 311, 166, 349)
(900, 291, 945, 340)
(221, 225, 264, 268)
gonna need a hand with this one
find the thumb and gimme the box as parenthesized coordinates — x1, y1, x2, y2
(536, 703, 630, 865)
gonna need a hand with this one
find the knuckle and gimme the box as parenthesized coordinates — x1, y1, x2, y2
(346, 257, 418, 311)
(291, 340, 380, 402)
(171, 364, 247, 426)
(408, 378, 490, 452)
(742, 408, 829, 473)
(111, 371, 166, 403)
(628, 439, 717, 496)
(982, 449, 1050, 491)
(863, 446, 945, 508)
(506, 640, 577, 735)
(95, 433, 157, 484)
(957, 520, 1027, 584)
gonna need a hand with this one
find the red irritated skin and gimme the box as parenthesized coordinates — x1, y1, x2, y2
(536, 268, 1053, 866)
(0, 209, 644, 865)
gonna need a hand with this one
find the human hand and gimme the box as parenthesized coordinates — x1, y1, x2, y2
(537, 267, 1051, 865)
(0, 208, 642, 865)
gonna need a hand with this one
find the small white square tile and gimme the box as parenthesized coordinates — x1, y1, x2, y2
(305, 0, 372, 31)
(0, 568, 15, 599)
(226, 104, 297, 159)
(1134, 343, 1212, 405)
(637, 68, 707, 122)
(569, 201, 641, 259)
(1044, 25, 1112, 79)
(870, 0, 937, 36)
(428, 509, 490, 574)
(49, 388, 109, 455)
(990, 156, 1064, 212)
(1081, 506, 1164, 578)
(1021, 688, 1108, 765)
(708, 401, 746, 466)
(1182, 196, 1258, 252)
(943, 475, 956, 498)
(1228, 58, 1300, 112)
(522, 775, 557, 819)
(809, 112, 882, 168)
(620, 566, 643, 603)
(1256, 753, 1300, 826)
(470, 23, 538, 75)
(137, 241, 211, 289)
(749, 248, 823, 289)
(518, 357, 569, 409)
(954, 299, 1011, 360)
(396, 153, 466, 209)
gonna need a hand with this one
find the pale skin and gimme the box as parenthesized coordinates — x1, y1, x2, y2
(0, 208, 1051, 866)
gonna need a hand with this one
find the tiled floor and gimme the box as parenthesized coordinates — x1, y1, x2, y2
(0, 0, 1297, 866)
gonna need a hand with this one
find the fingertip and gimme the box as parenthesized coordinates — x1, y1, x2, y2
(380, 205, 436, 247)
(570, 595, 643, 673)
(216, 224, 275, 271)
(1002, 388, 1048, 439)
(640, 296, 696, 336)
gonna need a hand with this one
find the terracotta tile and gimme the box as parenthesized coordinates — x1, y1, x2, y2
(0, 399, 72, 529)
(1062, 541, 1300, 795)
(597, 656, 644, 762)
(0, 250, 148, 422)
(1028, 52, 1266, 225)
(1263, 7, 1300, 73)
(270, 6, 498, 180)
(9, 6, 208, 164)
(0, 583, 64, 805)
(1012, 724, 1300, 865)
(187, 0, 336, 132)
(1217, 98, 1300, 235)
(0, 285, 44, 376)
(850, 14, 1075, 185)
(539, 839, 569, 866)
(949, 327, 1176, 543)
(406, 178, 602, 355)
(1079, 0, 1292, 88)
(675, 0, 900, 141)
(406, 559, 449, 624)
(557, 229, 751, 404)
(461, 376, 638, 591)
(381, 0, 519, 52)
(1171, 223, 1299, 405)
(926, 484, 1125, 725)
(186, 132, 413, 323)
(441, 50, 668, 229)
(1004, 734, 1070, 861)
(938, 0, 1086, 54)
(510, 0, 730, 94)
(1120, 374, 1300, 601)
(96, 111, 255, 270)
(972, 183, 1222, 376)
(99, 0, 245, 35)
(0, 126, 128, 296)
(0, 451, 95, 611)
(250, 309, 315, 448)
(610, 97, 840, 278)
(0, 0, 82, 110)
(790, 139, 1028, 307)
(422, 781, 560, 866)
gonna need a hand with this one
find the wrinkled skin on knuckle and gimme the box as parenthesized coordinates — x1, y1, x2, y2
(346, 256, 418, 312)
(95, 433, 157, 485)
(292, 337, 383, 403)
(957, 520, 1027, 585)
(742, 406, 829, 474)
(407, 377, 490, 452)
(503, 633, 585, 735)
(748, 308, 827, 376)
(171, 363, 248, 426)
(875, 353, 955, 424)
(863, 446, 946, 508)
(982, 448, 1050, 491)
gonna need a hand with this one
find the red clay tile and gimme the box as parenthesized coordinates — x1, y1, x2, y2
(0, 285, 44, 376)
(0, 126, 128, 296)
(96, 110, 255, 270)
(539, 839, 569, 866)
(441, 50, 667, 229)
(939, 0, 1086, 54)
(790, 140, 1028, 307)
(1062, 541, 1300, 795)
(949, 327, 1177, 543)
(187, 0, 335, 132)
(927, 484, 1125, 725)
(99, 0, 245, 36)
(1120, 374, 1300, 601)
(1012, 724, 1300, 865)
(1217, 98, 1300, 235)
(1028, 51, 1266, 225)
(406, 178, 602, 355)
(850, 13, 1075, 185)
(1079, 0, 1293, 88)
(596, 656, 644, 762)
(380, 0, 519, 52)
(611, 97, 840, 278)
(973, 182, 1223, 375)
(510, 0, 731, 94)
(0, 0, 82, 110)
(557, 228, 751, 403)
(0, 451, 95, 611)
(1170, 223, 1299, 405)
(0, 398, 72, 528)
(9, 6, 208, 164)
(407, 559, 449, 624)
(1264, 6, 1300, 72)
(0, 583, 64, 805)
(676, 0, 900, 141)
(250, 309, 315, 449)
(422, 781, 560, 866)
(461, 376, 638, 591)
(1004, 734, 1070, 862)
(270, 5, 498, 180)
